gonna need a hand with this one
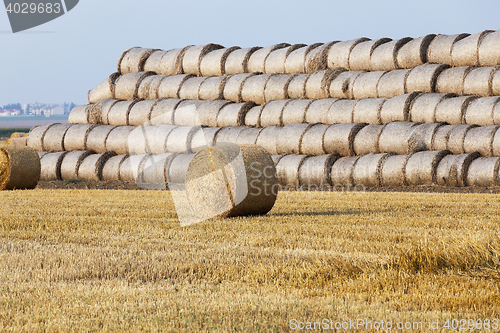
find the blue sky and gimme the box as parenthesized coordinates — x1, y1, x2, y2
(1, 0, 499, 107)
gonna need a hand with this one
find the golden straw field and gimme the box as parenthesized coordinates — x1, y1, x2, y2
(1, 189, 500, 332)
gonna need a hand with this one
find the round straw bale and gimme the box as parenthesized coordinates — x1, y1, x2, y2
(405, 150, 450, 185)
(380, 92, 420, 123)
(285, 43, 322, 74)
(39, 151, 68, 181)
(277, 123, 312, 155)
(329, 70, 366, 99)
(149, 99, 183, 125)
(128, 100, 157, 126)
(199, 75, 231, 100)
(493, 100, 500, 126)
(223, 73, 256, 102)
(463, 66, 497, 97)
(491, 69, 500, 96)
(60, 150, 95, 180)
(325, 99, 357, 124)
(200, 46, 241, 77)
(241, 74, 273, 105)
(348, 38, 392, 71)
(300, 124, 329, 156)
(381, 154, 410, 187)
(27, 123, 58, 151)
(256, 126, 282, 155)
(181, 44, 224, 75)
(271, 154, 286, 165)
(324, 123, 367, 157)
(431, 125, 454, 151)
(370, 37, 413, 71)
(105, 126, 134, 155)
(405, 63, 449, 93)
(78, 152, 116, 182)
(166, 126, 201, 153)
(178, 76, 207, 100)
(305, 98, 338, 124)
(287, 74, 309, 99)
(305, 41, 340, 73)
(436, 152, 481, 187)
(196, 100, 231, 127)
(376, 69, 411, 98)
(217, 102, 255, 127)
(330, 156, 360, 186)
(143, 50, 167, 73)
(107, 101, 138, 126)
(352, 153, 391, 187)
(167, 153, 195, 185)
(157, 74, 195, 99)
(114, 72, 155, 100)
(463, 125, 499, 157)
(352, 71, 388, 99)
(264, 44, 306, 74)
(410, 93, 454, 123)
(407, 122, 444, 153)
(327, 38, 370, 70)
(305, 68, 346, 99)
(139, 153, 174, 189)
(478, 30, 500, 66)
(5, 138, 27, 146)
(224, 47, 262, 74)
(173, 100, 203, 126)
(245, 105, 263, 127)
(396, 34, 437, 69)
(298, 154, 338, 189)
(236, 128, 263, 145)
(435, 66, 474, 95)
(85, 125, 116, 153)
(214, 127, 246, 145)
(148, 125, 177, 154)
(94, 99, 119, 125)
(466, 157, 500, 186)
(118, 47, 158, 74)
(275, 154, 308, 188)
(352, 98, 386, 124)
(190, 127, 222, 152)
(68, 104, 97, 125)
(452, 30, 493, 67)
(264, 74, 295, 102)
(137, 75, 168, 100)
(159, 47, 192, 75)
(63, 124, 95, 151)
(281, 99, 313, 125)
(127, 126, 157, 155)
(493, 128, 500, 157)
(259, 100, 289, 127)
(464, 96, 500, 126)
(353, 124, 385, 156)
(88, 72, 119, 104)
(0, 146, 40, 190)
(378, 121, 419, 155)
(42, 123, 72, 152)
(447, 124, 477, 154)
(247, 43, 290, 73)
(102, 154, 128, 181)
(119, 154, 150, 183)
(427, 33, 469, 65)
(435, 96, 475, 125)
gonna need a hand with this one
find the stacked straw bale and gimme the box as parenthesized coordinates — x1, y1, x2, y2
(436, 153, 480, 187)
(298, 154, 338, 189)
(60, 150, 95, 180)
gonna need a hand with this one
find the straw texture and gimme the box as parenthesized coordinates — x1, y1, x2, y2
(298, 154, 338, 189)
(178, 77, 207, 100)
(352, 153, 391, 187)
(85, 125, 116, 153)
(378, 121, 419, 155)
(275, 154, 308, 188)
(149, 99, 183, 125)
(264, 74, 295, 102)
(128, 100, 157, 126)
(181, 44, 224, 75)
(118, 47, 157, 74)
(107, 101, 138, 126)
(324, 123, 367, 157)
(281, 99, 313, 125)
(478, 29, 500, 66)
(137, 153, 172, 189)
(223, 73, 256, 103)
(463, 125, 499, 157)
(329, 70, 365, 99)
(216, 102, 255, 127)
(105, 126, 134, 155)
(427, 33, 469, 65)
(0, 146, 40, 190)
(63, 124, 95, 151)
(435, 96, 475, 125)
(376, 69, 411, 98)
(197, 100, 232, 127)
(200, 46, 241, 77)
(241, 74, 273, 105)
(405, 150, 450, 185)
(352, 98, 386, 124)
(327, 38, 370, 69)
(137, 75, 167, 100)
(436, 66, 474, 95)
(325, 99, 356, 124)
(27, 123, 57, 152)
(264, 44, 306, 74)
(305, 68, 346, 99)
(119, 154, 150, 183)
(166, 126, 200, 153)
(247, 43, 290, 73)
(159, 47, 192, 75)
(244, 106, 263, 127)
(396, 34, 436, 69)
(351, 71, 388, 99)
(148, 125, 176, 154)
(466, 157, 500, 187)
(300, 124, 329, 155)
(410, 93, 454, 123)
(405, 63, 449, 93)
(143, 50, 167, 72)
(452, 30, 493, 67)
(114, 72, 154, 100)
(330, 156, 360, 186)
(381, 154, 411, 187)
(214, 127, 247, 145)
(42, 123, 72, 152)
(190, 127, 222, 152)
(255, 126, 282, 155)
(431, 125, 454, 151)
(407, 122, 444, 153)
(285, 43, 322, 74)
(277, 123, 312, 155)
(173, 100, 202, 126)
(199, 75, 231, 100)
(287, 74, 309, 99)
(157, 74, 195, 99)
(102, 154, 129, 181)
(305, 98, 338, 124)
(5, 138, 27, 146)
(88, 72, 119, 104)
(77, 152, 116, 182)
(305, 41, 339, 73)
(260, 100, 289, 127)
(348, 38, 392, 71)
(68, 105, 98, 125)
(370, 37, 412, 71)
(380, 92, 420, 123)
(464, 96, 500, 126)
(60, 150, 95, 180)
(40, 151, 68, 181)
(236, 128, 263, 145)
(224, 47, 261, 74)
(436, 153, 481, 187)
(167, 153, 195, 185)
(463, 66, 497, 97)
(447, 124, 477, 154)
(353, 124, 385, 156)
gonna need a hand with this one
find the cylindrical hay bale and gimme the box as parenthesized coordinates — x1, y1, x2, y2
(214, 127, 246, 145)
(256, 126, 282, 155)
(436, 153, 480, 187)
(493, 128, 500, 157)
(353, 124, 385, 156)
(259, 100, 290, 127)
(491, 69, 500, 96)
(348, 38, 392, 71)
(128, 100, 157, 126)
(224, 47, 261, 74)
(281, 99, 313, 125)
(245, 105, 263, 127)
(447, 124, 477, 154)
(139, 153, 173, 189)
(63, 124, 95, 151)
(286, 74, 309, 99)
(407, 122, 444, 152)
(68, 105, 97, 125)
(463, 66, 497, 97)
(200, 46, 241, 77)
(166, 126, 200, 153)
(264, 74, 295, 102)
(118, 47, 157, 74)
(329, 71, 365, 99)
(431, 125, 454, 151)
(42, 124, 72, 152)
(217, 102, 255, 127)
(107, 101, 138, 126)
(405, 150, 450, 185)
(137, 75, 168, 100)
(85, 125, 116, 153)
(247, 43, 290, 73)
(410, 93, 454, 123)
(264, 44, 306, 74)
(435, 96, 476, 125)
(305, 98, 338, 124)
(95, 99, 120, 125)
(305, 68, 346, 100)
(149, 125, 176, 154)
(167, 153, 195, 185)
(351, 71, 388, 99)
(352, 153, 391, 187)
(196, 100, 231, 127)
(285, 43, 322, 74)
(158, 47, 191, 75)
(27, 123, 57, 151)
(324, 123, 367, 157)
(241, 74, 273, 105)
(378, 121, 419, 155)
(352, 98, 386, 124)
(436, 66, 474, 95)
(181, 44, 224, 75)
(396, 34, 437, 69)
(327, 38, 370, 70)
(452, 30, 493, 67)
(276, 123, 312, 155)
(178, 76, 207, 100)
(5, 138, 27, 146)
(427, 33, 470, 65)
(305, 41, 339, 73)
(88, 72, 119, 104)
(149, 99, 183, 125)
(463, 125, 499, 157)
(105, 126, 134, 155)
(114, 72, 154, 101)
(381, 154, 411, 187)
(466, 157, 500, 187)
(236, 128, 263, 145)
(479, 30, 500, 66)
(119, 154, 150, 183)
(275, 154, 308, 188)
(127, 126, 157, 155)
(40, 151, 68, 181)
(376, 69, 411, 98)
(298, 154, 338, 189)
(223, 73, 256, 103)
(405, 63, 449, 93)
(190, 127, 222, 152)
(102, 154, 128, 182)
(330, 156, 360, 186)
(143, 50, 167, 72)
(60, 150, 95, 180)
(173, 100, 203, 126)
(157, 74, 195, 99)
(0, 146, 40, 190)
(370, 37, 413, 71)
(464, 97, 500, 126)
(199, 75, 231, 100)
(325, 99, 357, 124)
(380, 92, 420, 123)
(77, 152, 116, 182)
(300, 124, 329, 156)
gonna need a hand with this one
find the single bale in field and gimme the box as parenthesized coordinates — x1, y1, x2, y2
(173, 100, 203, 126)
(107, 100, 138, 126)
(380, 92, 420, 123)
(224, 47, 261, 74)
(463, 125, 499, 157)
(241, 74, 273, 105)
(119, 154, 150, 183)
(305, 98, 338, 124)
(327, 38, 370, 70)
(86, 125, 116, 153)
(88, 72, 119, 104)
(407, 122, 445, 152)
(102, 154, 128, 181)
(381, 154, 411, 187)
(436, 152, 481, 187)
(42, 123, 72, 152)
(149, 99, 183, 125)
(128, 100, 157, 126)
(427, 33, 469, 65)
(68, 104, 99, 125)
(351, 71, 388, 99)
(305, 41, 339, 73)
(305, 68, 346, 99)
(236, 128, 263, 145)
(325, 99, 357, 124)
(277, 123, 312, 155)
(376, 68, 411, 98)
(77, 152, 116, 182)
(157, 74, 195, 99)
(259, 100, 290, 127)
(264, 74, 295, 102)
(478, 29, 500, 66)
(463, 66, 497, 97)
(405, 63, 449, 93)
(247, 43, 290, 73)
(190, 127, 222, 152)
(330, 156, 361, 186)
(352, 98, 387, 124)
(348, 38, 392, 71)
(466, 157, 500, 187)
(256, 126, 283, 155)
(353, 124, 385, 156)
(452, 30, 493, 67)
(27, 123, 58, 152)
(370, 37, 413, 71)
(447, 124, 477, 154)
(148, 125, 177, 154)
(197, 100, 231, 127)
(396, 34, 437, 69)
(223, 73, 256, 103)
(329, 70, 366, 99)
(264, 44, 306, 74)
(199, 75, 231, 100)
(410, 93, 454, 123)
(244, 105, 263, 127)
(60, 150, 95, 180)
(178, 76, 208, 100)
(167, 153, 195, 185)
(217, 102, 255, 127)
(286, 74, 309, 99)
(105, 126, 134, 155)
(114, 71, 155, 101)
(166, 126, 201, 153)
(300, 123, 329, 156)
(40, 151, 68, 181)
(200, 46, 241, 77)
(281, 99, 313, 125)
(405, 150, 450, 185)
(181, 44, 224, 75)
(298, 154, 338, 189)
(464, 96, 500, 126)
(352, 153, 391, 187)
(63, 124, 95, 151)
(276, 154, 308, 188)
(159, 47, 192, 75)
(436, 66, 474, 95)
(378, 121, 419, 155)
(285, 43, 322, 74)
(0, 146, 40, 190)
(431, 125, 454, 151)
(435, 96, 476, 125)
(118, 47, 158, 74)
(143, 50, 167, 72)
(137, 75, 168, 100)
(324, 123, 367, 157)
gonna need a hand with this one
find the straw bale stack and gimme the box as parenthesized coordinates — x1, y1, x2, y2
(298, 154, 338, 189)
(381, 154, 411, 187)
(264, 74, 295, 101)
(287, 74, 309, 99)
(63, 124, 95, 151)
(139, 153, 173, 189)
(149, 99, 183, 125)
(158, 46, 192, 75)
(463, 66, 497, 97)
(328, 70, 365, 99)
(256, 126, 282, 155)
(200, 46, 241, 77)
(119, 154, 150, 183)
(380, 92, 420, 123)
(463, 125, 499, 157)
(214, 127, 247, 145)
(352, 98, 386, 124)
(60, 150, 95, 180)
(281, 99, 313, 125)
(223, 73, 256, 102)
(324, 123, 367, 157)
(478, 29, 500, 66)
(405, 150, 450, 185)
(464, 97, 500, 126)
(199, 75, 231, 100)
(165, 126, 201, 153)
(157, 74, 195, 99)
(244, 105, 263, 127)
(431, 125, 454, 151)
(436, 66, 474, 95)
(348, 38, 392, 71)
(78, 152, 116, 182)
(181, 43, 224, 75)
(42, 123, 72, 152)
(143, 50, 167, 72)
(85, 125, 116, 153)
(224, 47, 261, 74)
(434, 96, 475, 125)
(88, 72, 119, 104)
(352, 153, 391, 187)
(217, 102, 255, 127)
(148, 125, 177, 154)
(105, 126, 134, 155)
(197, 100, 232, 127)
(128, 100, 157, 126)
(68, 104, 99, 125)
(396, 34, 436, 69)
(285, 43, 322, 74)
(427, 33, 469, 65)
(27, 123, 58, 152)
(305, 68, 346, 99)
(330, 156, 360, 186)
(107, 100, 138, 126)
(376, 69, 411, 98)
(114, 72, 154, 100)
(275, 154, 308, 188)
(327, 38, 370, 69)
(466, 157, 500, 187)
(40, 151, 68, 181)
(247, 43, 290, 73)
(236, 128, 263, 145)
(166, 153, 195, 185)
(436, 152, 480, 187)
(370, 37, 412, 71)
(300, 124, 329, 156)
(173, 100, 202, 126)
(94, 99, 119, 125)
(241, 74, 273, 105)
(260, 100, 290, 127)
(0, 146, 40, 190)
(305, 98, 338, 124)
(127, 126, 157, 154)
(351, 71, 388, 99)
(405, 63, 448, 93)
(353, 124, 385, 156)
(325, 99, 356, 124)
(452, 30, 493, 67)
(407, 122, 444, 152)
(118, 47, 158, 74)
(190, 127, 222, 152)
(178, 76, 207, 100)
(378, 121, 419, 155)
(101, 154, 128, 182)
(264, 44, 306, 74)
(137, 75, 168, 100)
(492, 70, 500, 96)
(305, 41, 339, 73)
(276, 123, 312, 155)
(447, 124, 477, 154)
(410, 93, 454, 123)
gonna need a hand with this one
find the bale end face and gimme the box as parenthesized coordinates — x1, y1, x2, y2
(0, 146, 41, 190)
